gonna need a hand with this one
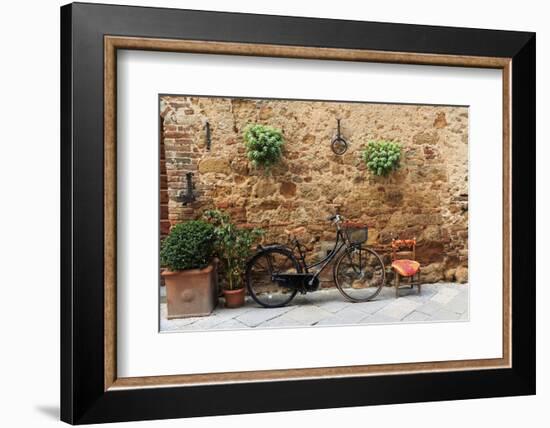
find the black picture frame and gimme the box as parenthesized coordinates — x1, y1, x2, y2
(61, 2, 535, 424)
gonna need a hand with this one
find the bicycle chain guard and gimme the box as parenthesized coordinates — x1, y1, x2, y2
(271, 272, 320, 292)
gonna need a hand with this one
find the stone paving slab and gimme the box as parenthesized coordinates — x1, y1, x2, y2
(430, 287, 462, 305)
(160, 283, 469, 332)
(445, 293, 469, 315)
(430, 308, 463, 321)
(313, 299, 350, 314)
(376, 298, 422, 320)
(402, 311, 431, 322)
(359, 312, 400, 324)
(257, 315, 303, 328)
(212, 318, 249, 330)
(236, 305, 294, 327)
(315, 306, 369, 326)
(402, 286, 437, 302)
(284, 305, 334, 325)
(415, 300, 445, 316)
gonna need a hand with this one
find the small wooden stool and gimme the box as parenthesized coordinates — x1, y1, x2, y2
(391, 238, 421, 298)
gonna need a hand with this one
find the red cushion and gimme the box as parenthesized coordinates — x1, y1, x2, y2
(392, 259, 420, 277)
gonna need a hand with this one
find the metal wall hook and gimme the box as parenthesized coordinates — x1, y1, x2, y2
(205, 121, 211, 150)
(178, 172, 197, 205)
(331, 118, 348, 155)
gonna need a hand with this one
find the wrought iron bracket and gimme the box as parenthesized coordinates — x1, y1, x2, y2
(178, 172, 197, 205)
(205, 121, 211, 150)
(331, 118, 348, 155)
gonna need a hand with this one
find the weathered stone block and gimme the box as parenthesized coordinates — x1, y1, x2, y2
(230, 159, 249, 175)
(253, 181, 278, 198)
(413, 131, 439, 145)
(421, 262, 444, 283)
(433, 112, 448, 129)
(386, 190, 403, 206)
(455, 266, 468, 283)
(280, 181, 297, 198)
(444, 268, 456, 282)
(198, 158, 231, 174)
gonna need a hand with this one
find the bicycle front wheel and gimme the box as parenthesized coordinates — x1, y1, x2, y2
(334, 246, 385, 302)
(246, 247, 301, 308)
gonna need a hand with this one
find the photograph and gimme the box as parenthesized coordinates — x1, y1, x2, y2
(0, 0, 543, 425)
(54, 1, 536, 424)
(159, 95, 470, 332)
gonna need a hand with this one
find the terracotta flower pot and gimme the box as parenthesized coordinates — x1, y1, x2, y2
(223, 288, 245, 308)
(161, 263, 218, 319)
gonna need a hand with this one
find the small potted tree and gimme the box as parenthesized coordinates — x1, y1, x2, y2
(204, 210, 263, 308)
(160, 220, 218, 319)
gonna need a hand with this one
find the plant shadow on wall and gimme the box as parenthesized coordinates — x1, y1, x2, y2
(160, 96, 469, 306)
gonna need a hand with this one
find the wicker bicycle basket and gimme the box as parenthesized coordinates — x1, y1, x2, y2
(342, 222, 369, 245)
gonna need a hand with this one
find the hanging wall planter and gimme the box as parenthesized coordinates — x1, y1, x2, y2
(243, 123, 284, 171)
(361, 140, 402, 176)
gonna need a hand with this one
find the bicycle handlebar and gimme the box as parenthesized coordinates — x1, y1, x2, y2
(327, 214, 344, 222)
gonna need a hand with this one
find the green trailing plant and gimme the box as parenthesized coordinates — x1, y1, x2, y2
(243, 124, 284, 169)
(160, 220, 215, 271)
(361, 140, 402, 176)
(203, 210, 263, 291)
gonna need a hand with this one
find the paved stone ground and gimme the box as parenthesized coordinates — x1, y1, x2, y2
(160, 283, 469, 332)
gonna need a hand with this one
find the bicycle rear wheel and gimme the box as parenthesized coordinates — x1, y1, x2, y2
(246, 247, 301, 308)
(334, 246, 385, 302)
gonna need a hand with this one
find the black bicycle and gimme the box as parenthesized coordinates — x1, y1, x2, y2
(245, 214, 386, 308)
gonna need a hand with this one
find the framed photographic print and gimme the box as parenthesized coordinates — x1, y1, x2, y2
(60, 2, 536, 424)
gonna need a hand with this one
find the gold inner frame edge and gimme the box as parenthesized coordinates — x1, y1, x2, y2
(104, 36, 512, 391)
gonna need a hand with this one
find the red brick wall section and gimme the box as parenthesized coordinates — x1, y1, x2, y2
(159, 114, 170, 240)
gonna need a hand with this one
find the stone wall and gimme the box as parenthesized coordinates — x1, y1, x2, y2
(160, 95, 469, 284)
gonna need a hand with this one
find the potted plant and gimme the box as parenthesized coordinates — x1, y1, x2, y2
(160, 220, 218, 319)
(204, 210, 263, 308)
(361, 140, 402, 176)
(243, 123, 285, 171)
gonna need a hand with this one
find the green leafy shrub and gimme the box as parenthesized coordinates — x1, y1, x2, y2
(361, 140, 402, 176)
(243, 124, 284, 169)
(160, 220, 215, 271)
(203, 210, 263, 290)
